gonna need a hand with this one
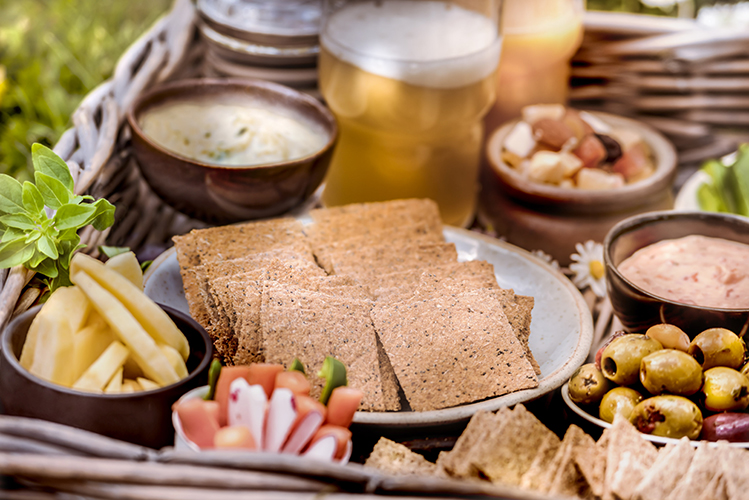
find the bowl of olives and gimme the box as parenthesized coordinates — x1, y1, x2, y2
(563, 326, 749, 447)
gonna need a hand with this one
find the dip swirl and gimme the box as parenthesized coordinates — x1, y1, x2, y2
(618, 235, 749, 309)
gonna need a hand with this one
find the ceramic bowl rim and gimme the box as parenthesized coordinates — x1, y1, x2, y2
(603, 210, 749, 314)
(485, 110, 677, 206)
(126, 77, 337, 172)
(1, 303, 213, 399)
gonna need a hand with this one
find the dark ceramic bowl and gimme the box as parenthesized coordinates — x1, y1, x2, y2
(481, 111, 677, 266)
(604, 210, 749, 338)
(128, 78, 337, 224)
(0, 304, 212, 449)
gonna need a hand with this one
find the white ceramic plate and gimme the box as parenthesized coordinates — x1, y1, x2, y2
(144, 227, 593, 428)
(561, 382, 749, 449)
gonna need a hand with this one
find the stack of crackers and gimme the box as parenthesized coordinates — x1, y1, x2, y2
(173, 199, 539, 412)
(367, 407, 749, 500)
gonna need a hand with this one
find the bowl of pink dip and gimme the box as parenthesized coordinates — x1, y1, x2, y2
(605, 211, 749, 337)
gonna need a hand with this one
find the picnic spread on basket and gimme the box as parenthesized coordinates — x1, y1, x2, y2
(2, 0, 749, 499)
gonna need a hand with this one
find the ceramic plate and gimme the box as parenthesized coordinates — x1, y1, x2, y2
(144, 227, 593, 428)
(561, 383, 749, 448)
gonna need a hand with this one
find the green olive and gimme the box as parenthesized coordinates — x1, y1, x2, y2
(688, 328, 745, 370)
(599, 387, 643, 423)
(741, 361, 749, 378)
(601, 334, 662, 386)
(640, 349, 703, 396)
(646, 324, 690, 352)
(701, 367, 749, 412)
(630, 395, 703, 439)
(568, 363, 611, 405)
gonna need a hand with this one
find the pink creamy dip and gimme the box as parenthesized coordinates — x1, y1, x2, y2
(618, 235, 749, 309)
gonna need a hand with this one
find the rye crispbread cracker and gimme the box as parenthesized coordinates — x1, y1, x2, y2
(699, 472, 729, 500)
(603, 415, 658, 500)
(313, 222, 444, 273)
(519, 433, 562, 491)
(713, 443, 748, 500)
(372, 261, 498, 302)
(665, 442, 722, 500)
(365, 437, 441, 476)
(575, 428, 609, 499)
(437, 409, 510, 479)
(610, 450, 654, 500)
(260, 282, 398, 411)
(372, 291, 537, 411)
(546, 425, 595, 498)
(330, 242, 458, 278)
(472, 405, 558, 486)
(632, 438, 694, 500)
(308, 198, 443, 243)
(174, 218, 308, 266)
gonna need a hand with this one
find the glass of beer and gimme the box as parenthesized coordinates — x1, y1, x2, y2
(319, 0, 502, 227)
(484, 0, 584, 132)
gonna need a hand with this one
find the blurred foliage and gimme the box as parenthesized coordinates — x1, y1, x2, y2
(0, 0, 171, 181)
(587, 0, 738, 15)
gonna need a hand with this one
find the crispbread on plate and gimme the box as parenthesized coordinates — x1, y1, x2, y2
(260, 282, 400, 411)
(372, 290, 537, 412)
(546, 425, 595, 498)
(330, 242, 459, 278)
(437, 409, 509, 479)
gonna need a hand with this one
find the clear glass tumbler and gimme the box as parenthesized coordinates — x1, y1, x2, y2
(319, 0, 503, 227)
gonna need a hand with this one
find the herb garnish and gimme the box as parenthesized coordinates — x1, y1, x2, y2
(0, 143, 115, 291)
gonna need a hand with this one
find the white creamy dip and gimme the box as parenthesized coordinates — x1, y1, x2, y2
(618, 235, 749, 309)
(140, 102, 327, 166)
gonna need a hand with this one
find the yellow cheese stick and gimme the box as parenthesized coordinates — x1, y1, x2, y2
(104, 367, 124, 393)
(28, 313, 75, 387)
(121, 379, 141, 393)
(159, 344, 188, 379)
(105, 251, 143, 289)
(73, 322, 116, 382)
(71, 254, 189, 360)
(72, 271, 180, 386)
(137, 377, 160, 391)
(73, 340, 129, 392)
(20, 286, 90, 369)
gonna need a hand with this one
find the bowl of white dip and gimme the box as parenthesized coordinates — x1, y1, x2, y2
(604, 211, 749, 337)
(127, 78, 337, 224)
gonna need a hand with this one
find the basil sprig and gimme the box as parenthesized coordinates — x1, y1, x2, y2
(0, 143, 115, 291)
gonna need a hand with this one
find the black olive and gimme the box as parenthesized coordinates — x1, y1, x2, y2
(596, 133, 622, 164)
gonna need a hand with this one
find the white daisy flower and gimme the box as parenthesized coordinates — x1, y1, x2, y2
(531, 249, 560, 271)
(569, 240, 606, 298)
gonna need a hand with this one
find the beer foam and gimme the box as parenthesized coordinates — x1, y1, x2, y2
(322, 1, 501, 89)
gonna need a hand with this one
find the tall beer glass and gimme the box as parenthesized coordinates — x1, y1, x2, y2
(319, 0, 502, 227)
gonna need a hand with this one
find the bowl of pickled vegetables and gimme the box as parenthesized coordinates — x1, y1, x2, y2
(563, 325, 749, 447)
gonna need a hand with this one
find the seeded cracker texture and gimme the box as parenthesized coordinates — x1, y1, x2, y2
(372, 290, 538, 412)
(260, 281, 399, 411)
(365, 437, 441, 476)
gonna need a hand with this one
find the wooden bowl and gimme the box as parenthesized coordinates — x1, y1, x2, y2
(0, 304, 212, 449)
(604, 210, 749, 337)
(127, 78, 337, 225)
(481, 111, 677, 265)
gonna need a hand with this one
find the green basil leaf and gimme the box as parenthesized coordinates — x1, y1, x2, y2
(31, 257, 59, 278)
(0, 213, 37, 230)
(0, 238, 36, 269)
(89, 198, 116, 231)
(140, 260, 153, 273)
(0, 174, 26, 215)
(22, 182, 45, 215)
(72, 195, 94, 203)
(24, 231, 42, 244)
(31, 143, 74, 192)
(48, 268, 73, 292)
(28, 248, 47, 268)
(99, 245, 130, 259)
(58, 228, 80, 242)
(37, 233, 59, 259)
(54, 203, 96, 230)
(2, 227, 26, 244)
(35, 172, 70, 210)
